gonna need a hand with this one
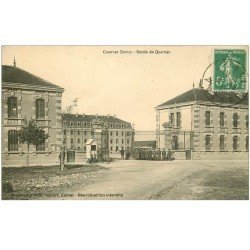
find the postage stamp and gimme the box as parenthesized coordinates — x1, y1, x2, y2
(213, 49, 247, 92)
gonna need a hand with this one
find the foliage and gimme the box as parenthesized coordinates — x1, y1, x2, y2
(18, 119, 49, 146)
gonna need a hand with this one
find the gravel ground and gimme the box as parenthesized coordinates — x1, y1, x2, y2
(2, 164, 107, 200)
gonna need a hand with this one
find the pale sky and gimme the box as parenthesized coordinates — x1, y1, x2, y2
(2, 46, 248, 130)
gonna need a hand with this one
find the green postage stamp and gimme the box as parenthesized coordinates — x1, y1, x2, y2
(213, 49, 247, 92)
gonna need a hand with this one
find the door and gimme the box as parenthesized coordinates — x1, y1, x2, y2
(186, 150, 191, 160)
(67, 150, 75, 163)
(172, 135, 178, 150)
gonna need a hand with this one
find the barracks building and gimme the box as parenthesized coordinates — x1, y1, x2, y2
(2, 64, 64, 167)
(155, 87, 248, 160)
(62, 113, 134, 162)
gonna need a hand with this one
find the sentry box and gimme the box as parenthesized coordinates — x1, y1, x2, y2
(85, 139, 97, 159)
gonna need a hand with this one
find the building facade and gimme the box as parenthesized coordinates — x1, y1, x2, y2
(2, 65, 64, 166)
(155, 88, 248, 159)
(62, 113, 134, 162)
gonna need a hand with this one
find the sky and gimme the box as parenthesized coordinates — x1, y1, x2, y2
(2, 45, 248, 130)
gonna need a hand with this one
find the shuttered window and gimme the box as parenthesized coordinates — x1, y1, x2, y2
(36, 98, 45, 119)
(8, 130, 18, 151)
(7, 96, 18, 117)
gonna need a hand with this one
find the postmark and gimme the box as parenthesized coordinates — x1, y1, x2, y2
(200, 49, 248, 107)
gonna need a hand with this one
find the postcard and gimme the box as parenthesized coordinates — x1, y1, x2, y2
(1, 45, 249, 200)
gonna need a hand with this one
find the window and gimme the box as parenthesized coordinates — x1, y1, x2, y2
(233, 136, 238, 151)
(122, 139, 124, 144)
(116, 123, 119, 128)
(64, 130, 66, 135)
(91, 131, 94, 136)
(110, 124, 114, 128)
(77, 131, 80, 135)
(116, 146, 119, 152)
(77, 138, 80, 143)
(246, 115, 249, 129)
(121, 124, 124, 128)
(77, 122, 80, 127)
(219, 112, 225, 127)
(36, 143, 45, 151)
(116, 131, 118, 136)
(84, 139, 87, 143)
(233, 113, 238, 128)
(36, 98, 45, 119)
(126, 131, 130, 136)
(70, 122, 74, 127)
(127, 139, 129, 144)
(71, 130, 73, 135)
(7, 96, 18, 117)
(176, 112, 181, 127)
(8, 130, 18, 151)
(83, 123, 87, 127)
(246, 136, 249, 151)
(84, 131, 87, 135)
(170, 113, 174, 125)
(84, 146, 86, 151)
(205, 135, 211, 150)
(116, 139, 118, 143)
(205, 111, 211, 127)
(71, 138, 73, 144)
(110, 131, 113, 136)
(110, 146, 113, 151)
(110, 139, 113, 144)
(219, 135, 225, 150)
(122, 131, 124, 136)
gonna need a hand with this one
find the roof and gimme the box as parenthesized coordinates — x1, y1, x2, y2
(157, 88, 248, 108)
(2, 65, 64, 92)
(85, 139, 96, 145)
(63, 113, 132, 127)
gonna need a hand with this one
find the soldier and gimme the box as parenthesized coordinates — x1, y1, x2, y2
(162, 148, 166, 161)
(120, 147, 125, 159)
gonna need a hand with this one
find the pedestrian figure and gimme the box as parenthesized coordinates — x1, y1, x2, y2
(59, 148, 65, 170)
(120, 148, 125, 159)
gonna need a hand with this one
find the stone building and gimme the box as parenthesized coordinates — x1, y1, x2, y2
(2, 64, 64, 166)
(155, 87, 248, 159)
(62, 113, 134, 162)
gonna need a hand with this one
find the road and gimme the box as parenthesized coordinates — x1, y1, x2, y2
(75, 159, 249, 200)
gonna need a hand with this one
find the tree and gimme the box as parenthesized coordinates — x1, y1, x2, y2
(18, 119, 49, 167)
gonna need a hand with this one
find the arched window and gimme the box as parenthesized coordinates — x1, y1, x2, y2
(233, 136, 238, 151)
(219, 112, 225, 127)
(8, 130, 18, 151)
(36, 98, 45, 119)
(219, 135, 225, 150)
(233, 113, 239, 128)
(7, 96, 18, 117)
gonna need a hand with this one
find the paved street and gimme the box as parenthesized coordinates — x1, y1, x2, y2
(76, 159, 249, 200)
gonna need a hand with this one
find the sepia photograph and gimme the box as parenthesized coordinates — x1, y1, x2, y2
(1, 45, 249, 200)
